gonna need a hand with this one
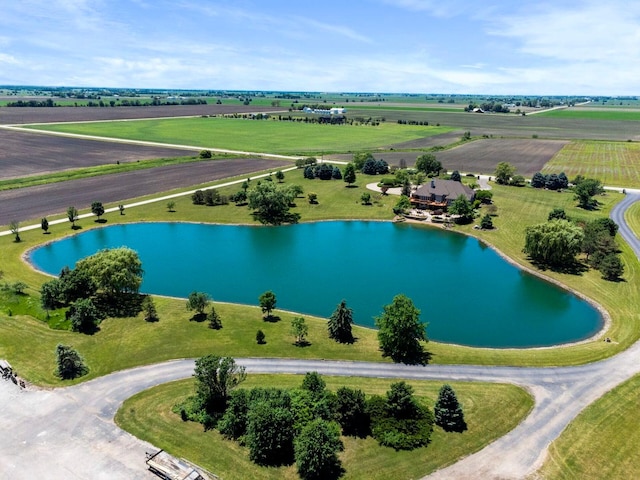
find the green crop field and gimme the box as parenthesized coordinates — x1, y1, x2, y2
(116, 375, 533, 480)
(543, 141, 640, 187)
(537, 108, 640, 121)
(23, 117, 454, 155)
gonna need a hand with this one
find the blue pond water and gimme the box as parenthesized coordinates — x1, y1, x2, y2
(29, 221, 602, 348)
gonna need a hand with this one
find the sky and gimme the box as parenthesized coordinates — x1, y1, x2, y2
(1, 0, 638, 95)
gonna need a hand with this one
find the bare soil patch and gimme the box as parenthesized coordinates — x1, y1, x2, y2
(0, 158, 289, 225)
(0, 104, 280, 125)
(435, 138, 569, 176)
(0, 129, 199, 179)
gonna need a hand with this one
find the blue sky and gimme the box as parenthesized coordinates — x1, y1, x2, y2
(1, 0, 638, 95)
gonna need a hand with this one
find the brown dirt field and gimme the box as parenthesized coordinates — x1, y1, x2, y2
(0, 129, 200, 179)
(435, 138, 569, 176)
(0, 158, 290, 226)
(0, 104, 281, 125)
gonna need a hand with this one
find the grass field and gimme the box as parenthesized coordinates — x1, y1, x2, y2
(537, 108, 640, 121)
(538, 373, 640, 479)
(625, 202, 640, 239)
(23, 117, 454, 155)
(1, 169, 637, 386)
(543, 141, 640, 187)
(115, 375, 533, 480)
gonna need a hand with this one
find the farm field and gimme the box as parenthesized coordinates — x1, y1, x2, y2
(543, 141, 640, 187)
(0, 103, 280, 125)
(0, 157, 290, 226)
(0, 128, 199, 179)
(23, 117, 455, 155)
(116, 375, 533, 480)
(537, 108, 640, 121)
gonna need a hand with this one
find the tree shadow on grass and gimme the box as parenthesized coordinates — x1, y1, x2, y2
(71, 225, 83, 230)
(95, 218, 108, 224)
(263, 315, 281, 323)
(190, 312, 207, 323)
(293, 340, 312, 348)
(528, 258, 589, 276)
(93, 293, 145, 318)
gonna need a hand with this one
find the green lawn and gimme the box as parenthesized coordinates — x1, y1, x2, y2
(115, 375, 533, 480)
(537, 108, 640, 121)
(22, 117, 454, 155)
(625, 201, 640, 239)
(538, 373, 640, 479)
(543, 141, 640, 187)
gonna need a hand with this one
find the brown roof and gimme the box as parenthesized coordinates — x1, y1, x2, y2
(413, 179, 475, 201)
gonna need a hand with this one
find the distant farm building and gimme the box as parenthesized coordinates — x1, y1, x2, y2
(303, 107, 347, 115)
(472, 107, 484, 113)
(410, 179, 475, 210)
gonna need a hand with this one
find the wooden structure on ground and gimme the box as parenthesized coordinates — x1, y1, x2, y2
(146, 450, 218, 480)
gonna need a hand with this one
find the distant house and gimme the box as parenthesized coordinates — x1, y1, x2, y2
(410, 179, 475, 210)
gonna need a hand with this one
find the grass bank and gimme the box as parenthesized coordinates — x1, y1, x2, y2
(0, 170, 637, 385)
(115, 375, 533, 480)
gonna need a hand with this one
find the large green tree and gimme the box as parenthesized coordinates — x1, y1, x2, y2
(259, 290, 277, 319)
(335, 387, 369, 437)
(294, 419, 344, 480)
(574, 178, 604, 209)
(448, 194, 474, 223)
(55, 344, 88, 379)
(343, 163, 357, 186)
(523, 219, 584, 267)
(247, 400, 295, 466)
(327, 300, 354, 344)
(75, 247, 143, 297)
(415, 153, 442, 176)
(193, 355, 246, 416)
(247, 181, 299, 225)
(434, 384, 467, 432)
(68, 297, 103, 333)
(375, 294, 429, 365)
(186, 291, 211, 316)
(91, 201, 105, 221)
(494, 162, 516, 185)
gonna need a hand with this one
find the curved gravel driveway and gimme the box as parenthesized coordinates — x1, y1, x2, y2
(1, 193, 639, 480)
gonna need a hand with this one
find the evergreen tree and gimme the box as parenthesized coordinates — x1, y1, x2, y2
(207, 306, 222, 329)
(434, 384, 467, 432)
(142, 296, 159, 322)
(55, 344, 88, 379)
(328, 300, 354, 343)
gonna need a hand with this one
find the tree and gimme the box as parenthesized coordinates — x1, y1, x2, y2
(449, 194, 474, 223)
(335, 387, 369, 437)
(207, 305, 222, 329)
(494, 162, 515, 185)
(40, 279, 64, 312)
(91, 201, 105, 221)
(361, 157, 378, 175)
(193, 355, 246, 415)
(199, 149, 212, 158)
(291, 316, 309, 345)
(67, 206, 78, 228)
(9, 220, 20, 242)
(75, 247, 143, 297)
(475, 190, 493, 204)
(328, 300, 354, 343)
(434, 384, 467, 432)
(360, 192, 371, 205)
(275, 170, 285, 183)
(599, 253, 624, 281)
(331, 166, 342, 180)
(41, 217, 49, 234)
(574, 178, 603, 209)
(415, 153, 442, 176)
(58, 266, 97, 304)
(301, 371, 326, 395)
(259, 290, 277, 319)
(142, 296, 159, 322)
(352, 152, 373, 171)
(308, 192, 318, 204)
(118, 204, 125, 215)
(343, 163, 357, 186)
(68, 297, 103, 333)
(401, 179, 412, 197)
(55, 344, 88, 379)
(375, 294, 429, 365)
(450, 170, 461, 182)
(531, 172, 546, 188)
(392, 195, 411, 215)
(231, 190, 247, 205)
(558, 172, 569, 189)
(523, 220, 584, 267)
(294, 419, 344, 480)
(167, 200, 176, 212)
(247, 400, 295, 466)
(186, 291, 210, 317)
(548, 207, 567, 221)
(480, 214, 493, 229)
(511, 174, 526, 187)
(256, 329, 266, 344)
(248, 181, 299, 225)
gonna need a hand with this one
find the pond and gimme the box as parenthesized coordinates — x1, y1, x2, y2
(29, 221, 602, 348)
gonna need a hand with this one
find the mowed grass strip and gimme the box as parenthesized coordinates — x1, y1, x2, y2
(624, 201, 640, 239)
(115, 375, 533, 480)
(543, 141, 640, 187)
(1, 170, 638, 383)
(23, 117, 454, 155)
(538, 373, 640, 479)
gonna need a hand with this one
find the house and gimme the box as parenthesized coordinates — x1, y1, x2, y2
(410, 179, 475, 210)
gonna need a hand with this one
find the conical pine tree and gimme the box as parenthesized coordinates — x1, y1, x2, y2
(434, 384, 467, 432)
(328, 300, 354, 344)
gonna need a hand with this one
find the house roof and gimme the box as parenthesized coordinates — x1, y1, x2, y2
(413, 179, 475, 201)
